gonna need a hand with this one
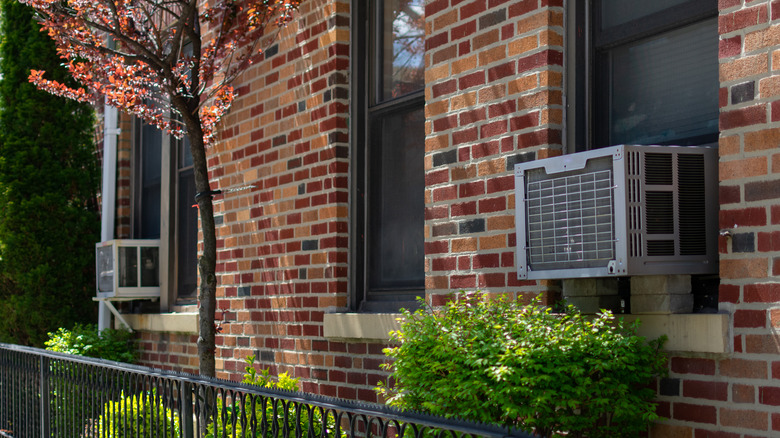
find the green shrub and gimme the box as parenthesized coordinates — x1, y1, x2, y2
(97, 390, 180, 437)
(45, 323, 137, 363)
(207, 355, 338, 438)
(378, 293, 667, 438)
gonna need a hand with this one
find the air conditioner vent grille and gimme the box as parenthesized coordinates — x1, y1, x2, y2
(647, 240, 676, 256)
(645, 191, 674, 234)
(645, 153, 673, 185)
(678, 154, 707, 255)
(526, 167, 615, 269)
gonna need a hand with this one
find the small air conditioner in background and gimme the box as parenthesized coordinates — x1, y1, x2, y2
(96, 239, 160, 299)
(514, 145, 718, 280)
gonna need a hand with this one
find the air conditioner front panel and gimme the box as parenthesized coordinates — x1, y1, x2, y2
(524, 156, 616, 271)
(516, 145, 717, 279)
(95, 239, 160, 299)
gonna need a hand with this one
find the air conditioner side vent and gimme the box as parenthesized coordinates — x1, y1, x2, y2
(678, 154, 707, 255)
(645, 153, 673, 185)
(646, 191, 675, 234)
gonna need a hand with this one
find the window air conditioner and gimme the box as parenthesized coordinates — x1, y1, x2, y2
(514, 145, 718, 280)
(96, 239, 161, 299)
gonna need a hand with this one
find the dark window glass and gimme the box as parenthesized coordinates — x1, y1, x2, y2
(177, 137, 198, 301)
(137, 122, 162, 239)
(586, 0, 718, 148)
(375, 0, 425, 102)
(353, 0, 425, 309)
(599, 19, 718, 146)
(368, 107, 425, 291)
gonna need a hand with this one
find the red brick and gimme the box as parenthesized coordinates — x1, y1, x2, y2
(460, 0, 487, 20)
(459, 108, 487, 125)
(425, 0, 448, 16)
(757, 231, 780, 252)
(719, 6, 769, 34)
(510, 112, 540, 131)
(732, 384, 755, 404)
(671, 357, 716, 375)
(480, 120, 507, 139)
(486, 175, 514, 193)
(459, 181, 486, 197)
(719, 207, 767, 228)
(720, 358, 768, 379)
(694, 430, 740, 438)
(487, 62, 516, 81)
(759, 386, 780, 406)
(473, 254, 500, 268)
(719, 185, 740, 204)
(720, 35, 742, 58)
(746, 334, 780, 354)
(744, 283, 780, 302)
(451, 201, 478, 217)
(734, 309, 766, 328)
(426, 31, 449, 51)
(508, 0, 538, 18)
(719, 284, 740, 303)
(720, 105, 766, 131)
(451, 274, 476, 288)
(488, 100, 517, 117)
(451, 20, 477, 40)
(478, 196, 506, 213)
(683, 380, 728, 401)
(517, 50, 563, 73)
(673, 402, 716, 424)
(431, 79, 457, 98)
(458, 71, 486, 90)
(719, 407, 768, 431)
(452, 127, 479, 145)
(472, 141, 499, 158)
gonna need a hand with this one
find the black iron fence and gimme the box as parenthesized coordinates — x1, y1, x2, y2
(0, 343, 535, 438)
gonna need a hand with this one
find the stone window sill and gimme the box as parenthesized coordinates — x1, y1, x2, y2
(117, 312, 198, 334)
(323, 312, 729, 353)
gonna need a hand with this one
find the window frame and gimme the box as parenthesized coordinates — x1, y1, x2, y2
(132, 118, 197, 311)
(566, 0, 719, 152)
(350, 0, 425, 312)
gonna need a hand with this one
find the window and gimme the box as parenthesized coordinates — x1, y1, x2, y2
(133, 119, 198, 308)
(351, 0, 425, 311)
(568, 0, 719, 151)
(565, 0, 720, 313)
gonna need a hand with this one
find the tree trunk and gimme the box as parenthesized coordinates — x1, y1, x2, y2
(183, 111, 217, 378)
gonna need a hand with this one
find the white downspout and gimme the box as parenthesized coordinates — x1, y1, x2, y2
(98, 102, 119, 331)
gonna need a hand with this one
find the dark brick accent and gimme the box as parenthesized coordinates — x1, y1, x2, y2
(479, 9, 507, 30)
(264, 44, 279, 58)
(732, 232, 755, 253)
(433, 149, 458, 167)
(459, 218, 486, 234)
(505, 151, 535, 171)
(259, 350, 275, 362)
(660, 378, 680, 396)
(215, 215, 224, 225)
(298, 183, 306, 195)
(302, 240, 319, 251)
(273, 135, 287, 147)
(731, 81, 755, 104)
(298, 100, 307, 112)
(238, 286, 252, 297)
(745, 179, 780, 202)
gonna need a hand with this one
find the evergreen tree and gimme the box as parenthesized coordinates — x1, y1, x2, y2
(0, 0, 100, 345)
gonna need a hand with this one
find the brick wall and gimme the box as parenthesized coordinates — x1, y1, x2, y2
(650, 0, 780, 435)
(424, 0, 563, 305)
(120, 0, 780, 434)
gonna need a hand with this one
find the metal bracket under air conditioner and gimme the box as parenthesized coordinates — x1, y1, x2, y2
(92, 298, 133, 332)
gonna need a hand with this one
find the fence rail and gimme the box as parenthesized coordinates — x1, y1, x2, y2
(0, 343, 535, 438)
